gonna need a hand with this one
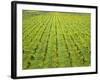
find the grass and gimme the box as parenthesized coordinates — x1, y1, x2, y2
(22, 10, 91, 69)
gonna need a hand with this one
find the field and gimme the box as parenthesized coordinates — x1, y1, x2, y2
(22, 10, 91, 69)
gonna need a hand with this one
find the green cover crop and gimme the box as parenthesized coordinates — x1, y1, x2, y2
(22, 10, 91, 69)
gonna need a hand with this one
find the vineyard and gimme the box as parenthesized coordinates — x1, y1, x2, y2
(22, 10, 91, 69)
